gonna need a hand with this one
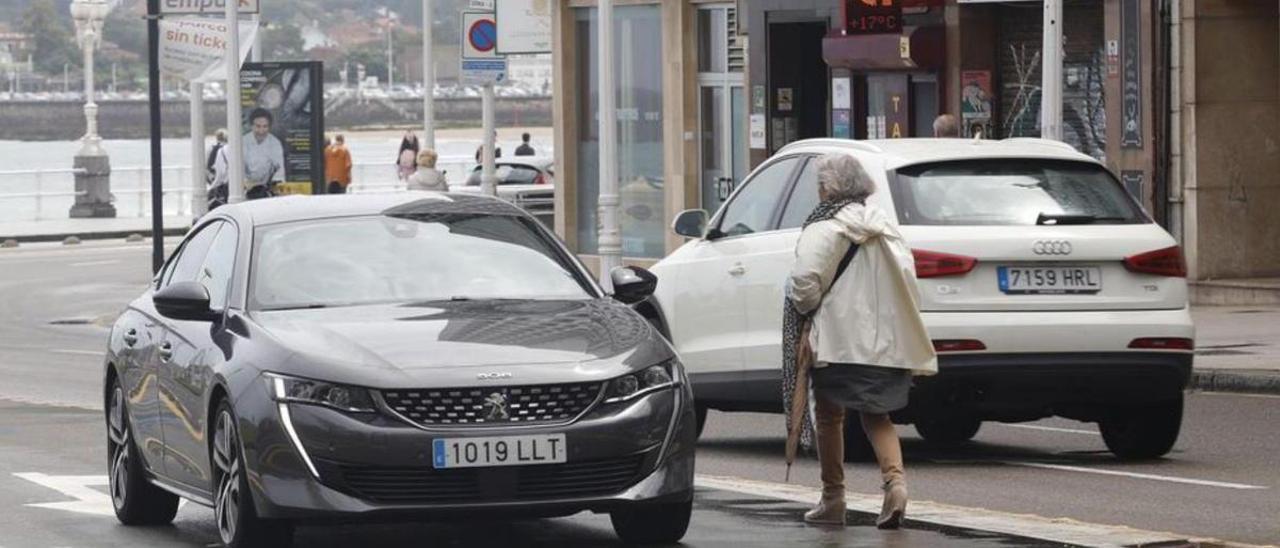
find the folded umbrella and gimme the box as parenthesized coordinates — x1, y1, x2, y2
(785, 320, 813, 482)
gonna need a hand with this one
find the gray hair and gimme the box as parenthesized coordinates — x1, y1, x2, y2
(815, 153, 875, 203)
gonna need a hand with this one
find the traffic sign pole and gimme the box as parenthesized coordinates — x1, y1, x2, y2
(226, 0, 244, 203)
(481, 83, 496, 197)
(422, 0, 435, 150)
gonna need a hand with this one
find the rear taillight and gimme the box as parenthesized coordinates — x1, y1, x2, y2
(913, 249, 977, 278)
(933, 339, 987, 352)
(533, 173, 547, 185)
(1128, 338, 1194, 351)
(1123, 246, 1186, 277)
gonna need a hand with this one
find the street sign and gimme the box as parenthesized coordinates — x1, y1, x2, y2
(158, 17, 256, 82)
(461, 58, 507, 85)
(467, 0, 495, 9)
(462, 12, 500, 59)
(496, 0, 552, 54)
(159, 0, 259, 15)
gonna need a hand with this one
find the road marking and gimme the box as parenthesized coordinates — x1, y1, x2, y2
(695, 474, 1199, 548)
(996, 423, 1100, 436)
(1005, 461, 1268, 490)
(12, 473, 187, 518)
(49, 349, 102, 357)
(12, 473, 114, 517)
(69, 260, 121, 267)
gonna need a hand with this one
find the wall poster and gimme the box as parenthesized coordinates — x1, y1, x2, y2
(240, 61, 326, 195)
(960, 70, 992, 138)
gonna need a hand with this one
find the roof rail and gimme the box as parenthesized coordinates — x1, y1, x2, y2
(778, 138, 884, 154)
(1000, 137, 1078, 152)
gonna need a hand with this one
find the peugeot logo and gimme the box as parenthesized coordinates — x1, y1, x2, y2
(482, 392, 510, 421)
(476, 372, 513, 380)
(1033, 240, 1073, 255)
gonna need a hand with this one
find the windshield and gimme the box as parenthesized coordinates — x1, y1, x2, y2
(251, 214, 593, 310)
(466, 164, 542, 186)
(891, 159, 1147, 226)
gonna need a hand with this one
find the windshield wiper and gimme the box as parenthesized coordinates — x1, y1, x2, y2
(259, 303, 330, 311)
(1035, 213, 1127, 225)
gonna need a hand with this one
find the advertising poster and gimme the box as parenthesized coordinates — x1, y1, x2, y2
(240, 61, 325, 195)
(960, 70, 992, 138)
(832, 110, 851, 138)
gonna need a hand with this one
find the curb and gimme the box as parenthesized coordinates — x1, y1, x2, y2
(1191, 369, 1280, 396)
(0, 227, 189, 244)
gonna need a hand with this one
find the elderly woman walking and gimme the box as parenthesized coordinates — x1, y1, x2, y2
(782, 153, 937, 529)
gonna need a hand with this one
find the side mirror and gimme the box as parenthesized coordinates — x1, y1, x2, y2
(672, 209, 708, 239)
(154, 281, 218, 322)
(610, 266, 657, 305)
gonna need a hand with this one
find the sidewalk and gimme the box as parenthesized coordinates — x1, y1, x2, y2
(0, 215, 192, 243)
(1191, 306, 1280, 395)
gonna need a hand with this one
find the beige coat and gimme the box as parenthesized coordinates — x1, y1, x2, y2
(406, 168, 449, 192)
(787, 203, 937, 375)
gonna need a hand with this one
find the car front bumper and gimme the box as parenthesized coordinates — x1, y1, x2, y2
(235, 381, 697, 521)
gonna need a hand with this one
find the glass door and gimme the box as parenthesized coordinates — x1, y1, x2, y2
(697, 4, 746, 214)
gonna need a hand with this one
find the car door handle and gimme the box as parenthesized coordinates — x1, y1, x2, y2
(158, 342, 173, 362)
(728, 264, 746, 277)
(122, 329, 138, 347)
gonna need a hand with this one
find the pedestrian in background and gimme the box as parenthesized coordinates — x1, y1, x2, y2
(325, 134, 353, 194)
(207, 129, 229, 210)
(406, 149, 448, 192)
(782, 153, 936, 529)
(397, 130, 420, 180)
(933, 114, 960, 137)
(515, 132, 536, 156)
(475, 131, 503, 163)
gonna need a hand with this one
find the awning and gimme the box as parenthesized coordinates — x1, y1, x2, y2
(821, 26, 945, 71)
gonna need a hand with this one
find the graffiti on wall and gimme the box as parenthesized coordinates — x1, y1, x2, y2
(1000, 43, 1108, 162)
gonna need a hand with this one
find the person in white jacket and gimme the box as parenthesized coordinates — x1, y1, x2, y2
(785, 153, 937, 529)
(406, 149, 449, 192)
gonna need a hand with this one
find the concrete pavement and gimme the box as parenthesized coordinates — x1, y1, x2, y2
(0, 215, 191, 243)
(0, 399, 1060, 548)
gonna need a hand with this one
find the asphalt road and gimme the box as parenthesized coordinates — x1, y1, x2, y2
(0, 240, 1276, 546)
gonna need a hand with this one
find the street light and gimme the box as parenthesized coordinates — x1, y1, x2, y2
(70, 0, 109, 156)
(68, 0, 115, 218)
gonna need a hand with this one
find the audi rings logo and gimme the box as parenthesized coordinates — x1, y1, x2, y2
(1033, 240, 1073, 255)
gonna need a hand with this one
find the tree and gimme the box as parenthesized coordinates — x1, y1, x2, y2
(21, 0, 80, 76)
(261, 23, 305, 60)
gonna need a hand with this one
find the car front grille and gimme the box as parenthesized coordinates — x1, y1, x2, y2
(380, 382, 605, 428)
(326, 452, 649, 505)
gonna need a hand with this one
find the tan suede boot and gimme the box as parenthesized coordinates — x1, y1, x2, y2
(804, 486, 847, 525)
(875, 478, 907, 529)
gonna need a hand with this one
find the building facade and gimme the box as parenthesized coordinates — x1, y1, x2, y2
(549, 0, 1279, 298)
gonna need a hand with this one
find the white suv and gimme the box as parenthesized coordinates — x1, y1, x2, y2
(641, 138, 1194, 460)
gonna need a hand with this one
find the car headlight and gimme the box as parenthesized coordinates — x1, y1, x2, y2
(265, 373, 376, 413)
(605, 363, 678, 403)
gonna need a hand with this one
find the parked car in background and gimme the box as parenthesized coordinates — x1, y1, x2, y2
(103, 192, 694, 547)
(642, 138, 1194, 461)
(455, 157, 556, 228)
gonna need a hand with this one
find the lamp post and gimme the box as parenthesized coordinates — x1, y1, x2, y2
(69, 0, 115, 218)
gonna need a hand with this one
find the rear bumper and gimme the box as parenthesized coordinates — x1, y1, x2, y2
(921, 307, 1195, 354)
(899, 351, 1192, 423)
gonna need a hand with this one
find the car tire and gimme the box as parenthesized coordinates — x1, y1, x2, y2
(1099, 395, 1183, 461)
(842, 415, 876, 462)
(212, 402, 295, 548)
(107, 379, 181, 526)
(915, 416, 982, 445)
(610, 500, 693, 545)
(694, 405, 708, 439)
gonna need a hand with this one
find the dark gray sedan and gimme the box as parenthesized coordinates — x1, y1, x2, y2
(102, 193, 696, 547)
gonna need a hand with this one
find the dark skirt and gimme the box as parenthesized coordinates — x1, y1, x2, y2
(811, 363, 911, 414)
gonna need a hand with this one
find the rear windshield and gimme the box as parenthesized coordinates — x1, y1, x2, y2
(466, 165, 541, 186)
(890, 159, 1147, 226)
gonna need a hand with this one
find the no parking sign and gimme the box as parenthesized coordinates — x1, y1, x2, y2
(461, 12, 507, 85)
(462, 12, 499, 59)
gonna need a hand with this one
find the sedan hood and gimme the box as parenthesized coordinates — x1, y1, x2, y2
(249, 299, 671, 389)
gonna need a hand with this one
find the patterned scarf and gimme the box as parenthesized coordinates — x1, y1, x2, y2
(781, 197, 860, 453)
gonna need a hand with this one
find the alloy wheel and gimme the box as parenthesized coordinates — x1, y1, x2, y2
(107, 386, 129, 510)
(213, 410, 242, 545)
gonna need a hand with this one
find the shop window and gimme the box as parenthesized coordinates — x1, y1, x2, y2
(574, 6, 665, 258)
